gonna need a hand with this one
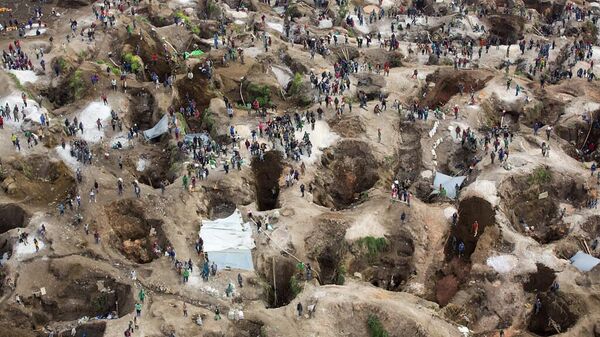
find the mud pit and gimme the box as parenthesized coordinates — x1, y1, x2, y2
(421, 69, 493, 108)
(312, 140, 379, 209)
(527, 293, 581, 336)
(499, 169, 588, 243)
(105, 199, 171, 263)
(445, 197, 495, 260)
(252, 151, 283, 211)
(0, 204, 30, 234)
(1, 156, 76, 205)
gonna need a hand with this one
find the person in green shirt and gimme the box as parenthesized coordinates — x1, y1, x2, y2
(138, 288, 145, 303)
(183, 268, 190, 283)
(135, 303, 142, 317)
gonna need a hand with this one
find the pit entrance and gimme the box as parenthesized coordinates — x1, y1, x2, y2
(445, 197, 495, 260)
(528, 293, 580, 336)
(0, 204, 29, 234)
(252, 151, 283, 211)
(262, 257, 298, 308)
(523, 264, 556, 293)
(106, 199, 171, 263)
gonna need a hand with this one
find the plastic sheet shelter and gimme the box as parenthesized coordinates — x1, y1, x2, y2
(570, 251, 600, 272)
(142, 114, 169, 140)
(199, 209, 255, 270)
(432, 172, 466, 199)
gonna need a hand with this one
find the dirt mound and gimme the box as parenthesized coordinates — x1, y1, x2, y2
(499, 169, 588, 243)
(0, 204, 29, 234)
(105, 199, 171, 263)
(523, 264, 556, 293)
(445, 197, 495, 260)
(421, 69, 493, 108)
(487, 15, 525, 44)
(312, 140, 379, 209)
(555, 109, 600, 162)
(252, 151, 283, 211)
(349, 231, 415, 291)
(1, 156, 76, 205)
(528, 293, 582, 336)
(434, 257, 472, 306)
(329, 116, 366, 138)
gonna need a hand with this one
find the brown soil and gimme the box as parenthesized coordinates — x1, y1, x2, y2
(252, 151, 283, 211)
(123, 29, 175, 79)
(328, 116, 366, 138)
(499, 169, 588, 243)
(312, 140, 379, 209)
(132, 144, 178, 189)
(487, 15, 525, 44)
(527, 292, 582, 336)
(434, 257, 472, 306)
(260, 256, 299, 308)
(1, 156, 76, 206)
(105, 199, 171, 263)
(349, 231, 415, 291)
(305, 215, 348, 285)
(0, 203, 30, 234)
(394, 124, 423, 186)
(421, 69, 493, 108)
(61, 322, 106, 337)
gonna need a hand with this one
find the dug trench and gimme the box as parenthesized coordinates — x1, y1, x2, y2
(420, 69, 494, 109)
(255, 255, 300, 308)
(105, 199, 171, 264)
(498, 168, 589, 244)
(0, 203, 30, 235)
(434, 197, 495, 306)
(252, 151, 283, 211)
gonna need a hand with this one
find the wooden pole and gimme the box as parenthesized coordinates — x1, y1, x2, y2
(272, 257, 277, 306)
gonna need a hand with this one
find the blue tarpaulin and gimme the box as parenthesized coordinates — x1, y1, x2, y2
(570, 251, 600, 272)
(432, 172, 466, 199)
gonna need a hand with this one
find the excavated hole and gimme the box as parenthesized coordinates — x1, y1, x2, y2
(487, 15, 525, 44)
(0, 204, 30, 234)
(25, 264, 134, 322)
(133, 144, 178, 189)
(175, 69, 216, 133)
(523, 264, 556, 293)
(421, 69, 493, 108)
(59, 322, 106, 337)
(445, 197, 495, 260)
(261, 257, 298, 308)
(129, 88, 156, 131)
(349, 232, 415, 291)
(499, 170, 588, 243)
(252, 151, 283, 211)
(105, 199, 171, 264)
(313, 140, 379, 209)
(527, 293, 580, 336)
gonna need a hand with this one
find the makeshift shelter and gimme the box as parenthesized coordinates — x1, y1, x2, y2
(142, 114, 169, 140)
(570, 251, 600, 272)
(432, 172, 466, 199)
(184, 49, 205, 59)
(199, 209, 255, 270)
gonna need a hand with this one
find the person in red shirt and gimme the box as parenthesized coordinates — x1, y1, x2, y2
(472, 221, 479, 237)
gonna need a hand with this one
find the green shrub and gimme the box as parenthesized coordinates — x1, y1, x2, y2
(367, 315, 389, 337)
(247, 83, 272, 107)
(289, 73, 303, 95)
(357, 236, 388, 260)
(528, 167, 551, 185)
(123, 53, 142, 73)
(68, 70, 86, 100)
(290, 275, 303, 297)
(335, 265, 346, 285)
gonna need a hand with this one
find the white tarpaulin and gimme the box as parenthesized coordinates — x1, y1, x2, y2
(570, 251, 600, 272)
(199, 209, 255, 270)
(432, 172, 466, 199)
(143, 114, 169, 140)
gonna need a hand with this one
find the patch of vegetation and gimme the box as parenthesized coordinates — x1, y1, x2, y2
(335, 264, 346, 285)
(289, 73, 303, 95)
(201, 108, 217, 137)
(336, 4, 349, 25)
(347, 28, 356, 38)
(367, 314, 389, 337)
(206, 0, 221, 18)
(123, 53, 142, 73)
(357, 236, 388, 260)
(97, 60, 121, 76)
(290, 275, 303, 297)
(7, 73, 26, 93)
(528, 167, 552, 185)
(68, 70, 86, 100)
(246, 83, 272, 107)
(175, 11, 191, 25)
(582, 21, 598, 44)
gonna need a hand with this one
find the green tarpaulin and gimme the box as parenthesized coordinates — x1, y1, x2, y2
(184, 49, 204, 59)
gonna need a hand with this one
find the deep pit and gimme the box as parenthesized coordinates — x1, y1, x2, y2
(421, 69, 493, 108)
(0, 204, 30, 235)
(261, 257, 299, 308)
(252, 151, 283, 211)
(105, 199, 171, 263)
(523, 264, 556, 293)
(313, 140, 379, 209)
(527, 293, 580, 336)
(445, 197, 495, 260)
(499, 169, 588, 243)
(133, 145, 178, 189)
(129, 88, 157, 131)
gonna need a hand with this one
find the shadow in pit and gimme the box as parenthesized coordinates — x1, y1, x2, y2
(252, 151, 283, 211)
(0, 204, 30, 235)
(262, 257, 299, 308)
(528, 292, 580, 336)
